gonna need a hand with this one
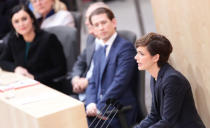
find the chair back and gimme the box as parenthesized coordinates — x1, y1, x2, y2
(0, 33, 10, 56)
(61, 0, 78, 11)
(71, 11, 82, 52)
(118, 30, 147, 122)
(45, 26, 80, 72)
(118, 30, 137, 45)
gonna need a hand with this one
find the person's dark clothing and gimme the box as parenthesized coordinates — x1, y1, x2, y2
(135, 63, 205, 128)
(0, 30, 67, 90)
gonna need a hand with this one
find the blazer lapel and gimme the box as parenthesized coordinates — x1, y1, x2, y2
(150, 78, 158, 109)
(100, 35, 119, 79)
(86, 35, 96, 68)
(87, 42, 95, 66)
(154, 76, 162, 109)
(154, 63, 169, 109)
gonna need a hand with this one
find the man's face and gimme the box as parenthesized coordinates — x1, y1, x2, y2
(91, 13, 116, 42)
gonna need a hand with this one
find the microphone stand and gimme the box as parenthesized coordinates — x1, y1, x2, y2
(88, 99, 116, 128)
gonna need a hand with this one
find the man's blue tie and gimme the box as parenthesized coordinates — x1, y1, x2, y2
(100, 45, 108, 76)
(98, 45, 108, 101)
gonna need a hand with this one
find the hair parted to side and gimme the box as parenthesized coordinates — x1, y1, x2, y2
(9, 4, 39, 33)
(86, 2, 110, 17)
(89, 7, 115, 25)
(135, 32, 173, 67)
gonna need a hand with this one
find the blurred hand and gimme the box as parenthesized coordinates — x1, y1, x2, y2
(86, 103, 107, 120)
(72, 76, 88, 93)
(14, 66, 28, 75)
(14, 66, 34, 79)
(72, 76, 80, 86)
(72, 76, 82, 93)
(86, 103, 97, 117)
(26, 73, 34, 79)
(78, 77, 88, 91)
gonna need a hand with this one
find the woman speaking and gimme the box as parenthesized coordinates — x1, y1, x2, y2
(134, 33, 205, 128)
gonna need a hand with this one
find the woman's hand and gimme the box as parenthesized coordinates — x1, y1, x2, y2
(14, 66, 34, 79)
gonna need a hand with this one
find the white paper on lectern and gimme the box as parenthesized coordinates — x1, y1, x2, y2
(11, 92, 58, 105)
(0, 79, 39, 92)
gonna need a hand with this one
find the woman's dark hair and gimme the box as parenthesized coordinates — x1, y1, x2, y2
(135, 32, 173, 67)
(9, 4, 39, 34)
(89, 7, 115, 25)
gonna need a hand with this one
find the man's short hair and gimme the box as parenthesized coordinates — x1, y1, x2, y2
(89, 7, 115, 25)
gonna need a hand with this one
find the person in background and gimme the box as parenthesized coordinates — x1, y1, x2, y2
(70, 2, 110, 101)
(0, 0, 19, 39)
(0, 4, 67, 91)
(134, 32, 205, 128)
(0, 0, 21, 56)
(54, 0, 67, 11)
(30, 0, 74, 28)
(85, 7, 138, 128)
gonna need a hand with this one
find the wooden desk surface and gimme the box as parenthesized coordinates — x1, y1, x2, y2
(0, 71, 88, 128)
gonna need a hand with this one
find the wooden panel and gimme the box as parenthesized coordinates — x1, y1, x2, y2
(150, 0, 210, 127)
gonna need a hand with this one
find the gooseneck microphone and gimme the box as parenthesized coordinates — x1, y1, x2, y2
(88, 98, 126, 128)
(100, 103, 123, 128)
(89, 98, 116, 128)
(94, 100, 118, 128)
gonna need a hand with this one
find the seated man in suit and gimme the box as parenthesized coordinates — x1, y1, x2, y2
(70, 2, 110, 101)
(85, 7, 138, 128)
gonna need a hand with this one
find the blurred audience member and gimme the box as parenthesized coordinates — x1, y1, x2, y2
(0, 4, 67, 91)
(134, 33, 205, 128)
(0, 0, 19, 39)
(54, 0, 67, 12)
(30, 0, 75, 28)
(70, 2, 110, 101)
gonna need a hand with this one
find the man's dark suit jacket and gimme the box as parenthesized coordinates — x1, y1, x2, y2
(136, 63, 205, 128)
(0, 30, 66, 89)
(86, 34, 138, 128)
(70, 34, 95, 78)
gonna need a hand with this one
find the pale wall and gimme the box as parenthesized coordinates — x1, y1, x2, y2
(150, 0, 210, 127)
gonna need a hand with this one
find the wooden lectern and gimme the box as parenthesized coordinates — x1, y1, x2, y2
(0, 71, 88, 128)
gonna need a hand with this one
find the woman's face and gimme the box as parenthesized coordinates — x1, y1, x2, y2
(31, 0, 54, 17)
(135, 46, 158, 71)
(12, 10, 34, 36)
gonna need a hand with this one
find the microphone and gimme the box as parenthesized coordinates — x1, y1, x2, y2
(100, 103, 123, 128)
(89, 99, 116, 128)
(93, 99, 117, 128)
(89, 104, 108, 128)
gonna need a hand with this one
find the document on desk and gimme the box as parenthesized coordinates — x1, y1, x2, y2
(11, 92, 57, 105)
(0, 79, 39, 92)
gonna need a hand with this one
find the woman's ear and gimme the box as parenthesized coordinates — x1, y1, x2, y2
(153, 54, 160, 63)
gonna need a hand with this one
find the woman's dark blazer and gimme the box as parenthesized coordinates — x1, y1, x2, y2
(0, 30, 66, 87)
(136, 63, 205, 128)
